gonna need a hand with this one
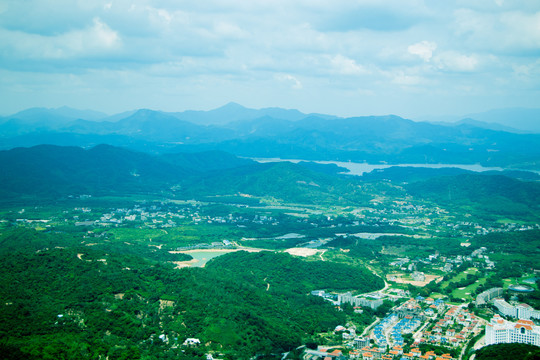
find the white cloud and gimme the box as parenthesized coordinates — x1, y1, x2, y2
(392, 72, 423, 86)
(407, 41, 437, 62)
(0, 17, 120, 60)
(275, 74, 303, 89)
(453, 8, 540, 54)
(435, 52, 479, 72)
(330, 55, 369, 75)
(1, 0, 540, 116)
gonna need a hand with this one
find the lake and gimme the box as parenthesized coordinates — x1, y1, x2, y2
(252, 158, 507, 176)
(177, 249, 262, 267)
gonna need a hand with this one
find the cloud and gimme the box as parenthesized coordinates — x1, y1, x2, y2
(408, 41, 437, 62)
(0, 17, 120, 61)
(453, 8, 540, 55)
(330, 55, 369, 75)
(275, 74, 303, 89)
(392, 72, 423, 86)
(312, 1, 428, 32)
(0, 1, 539, 117)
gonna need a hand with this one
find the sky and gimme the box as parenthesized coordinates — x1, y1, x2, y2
(1, 0, 540, 118)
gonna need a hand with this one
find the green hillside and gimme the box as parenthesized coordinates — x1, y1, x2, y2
(474, 343, 540, 360)
(0, 231, 384, 359)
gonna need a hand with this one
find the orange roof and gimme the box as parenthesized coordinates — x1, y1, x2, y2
(328, 349, 342, 356)
(363, 352, 373, 358)
(518, 319, 535, 325)
(515, 324, 533, 331)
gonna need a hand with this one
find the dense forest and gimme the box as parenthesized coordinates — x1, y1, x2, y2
(0, 236, 382, 359)
(474, 343, 540, 360)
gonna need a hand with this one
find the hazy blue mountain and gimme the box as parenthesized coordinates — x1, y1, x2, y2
(464, 108, 540, 133)
(420, 107, 540, 133)
(445, 118, 522, 133)
(171, 102, 338, 125)
(48, 106, 108, 121)
(99, 109, 138, 122)
(3, 106, 107, 122)
(1, 104, 540, 170)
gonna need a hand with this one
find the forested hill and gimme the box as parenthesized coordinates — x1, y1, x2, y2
(180, 161, 372, 205)
(206, 251, 384, 295)
(0, 235, 383, 359)
(405, 173, 540, 219)
(474, 343, 540, 360)
(0, 144, 377, 206)
(0, 144, 253, 198)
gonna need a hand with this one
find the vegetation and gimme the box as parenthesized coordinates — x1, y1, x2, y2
(0, 143, 539, 359)
(0, 232, 384, 359)
(474, 343, 540, 360)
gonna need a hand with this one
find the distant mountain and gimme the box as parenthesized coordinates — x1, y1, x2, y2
(464, 108, 540, 133)
(420, 107, 540, 133)
(2, 104, 540, 170)
(170, 102, 338, 125)
(451, 118, 521, 133)
(2, 106, 107, 123)
(49, 106, 108, 121)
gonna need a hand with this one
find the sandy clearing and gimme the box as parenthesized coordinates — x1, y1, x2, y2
(387, 273, 442, 287)
(284, 247, 319, 257)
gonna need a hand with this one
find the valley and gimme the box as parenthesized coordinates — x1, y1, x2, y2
(1, 146, 539, 359)
(0, 106, 539, 360)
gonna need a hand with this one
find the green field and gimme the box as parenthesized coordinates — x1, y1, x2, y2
(452, 277, 487, 301)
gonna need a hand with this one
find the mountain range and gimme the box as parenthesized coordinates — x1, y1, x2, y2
(1, 103, 540, 170)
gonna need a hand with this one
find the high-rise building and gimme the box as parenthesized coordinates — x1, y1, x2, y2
(485, 315, 540, 346)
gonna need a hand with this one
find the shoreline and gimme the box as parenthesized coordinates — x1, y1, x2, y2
(170, 248, 264, 254)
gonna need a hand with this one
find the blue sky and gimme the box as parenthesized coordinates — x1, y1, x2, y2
(1, 0, 539, 118)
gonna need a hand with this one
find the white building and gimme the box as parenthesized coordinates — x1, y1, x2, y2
(485, 315, 540, 346)
(475, 287, 503, 306)
(338, 292, 383, 310)
(493, 298, 540, 320)
(493, 298, 517, 318)
(516, 303, 540, 321)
